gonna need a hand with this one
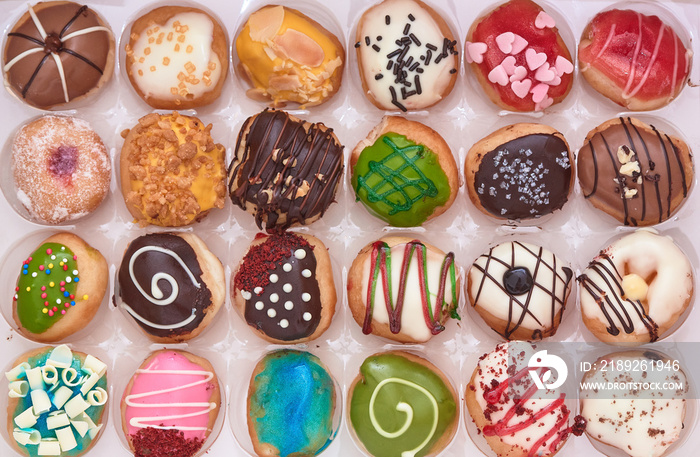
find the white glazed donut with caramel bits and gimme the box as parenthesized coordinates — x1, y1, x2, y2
(125, 6, 228, 109)
(355, 0, 459, 112)
(578, 229, 693, 343)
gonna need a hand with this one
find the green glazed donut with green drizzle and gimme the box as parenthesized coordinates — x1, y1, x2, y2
(351, 117, 459, 227)
(12, 232, 108, 343)
(348, 351, 458, 457)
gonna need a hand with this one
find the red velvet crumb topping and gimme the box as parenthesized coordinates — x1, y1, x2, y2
(234, 232, 313, 291)
(131, 428, 203, 457)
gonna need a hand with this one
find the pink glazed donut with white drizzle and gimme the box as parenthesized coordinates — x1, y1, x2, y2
(121, 350, 221, 457)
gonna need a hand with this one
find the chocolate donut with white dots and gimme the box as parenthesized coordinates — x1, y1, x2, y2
(232, 232, 336, 344)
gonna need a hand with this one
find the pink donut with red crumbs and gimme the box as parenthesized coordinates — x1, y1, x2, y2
(465, 0, 574, 112)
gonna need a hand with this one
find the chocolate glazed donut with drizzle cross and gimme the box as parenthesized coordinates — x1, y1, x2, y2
(468, 241, 573, 341)
(577, 117, 693, 226)
(228, 109, 344, 231)
(3, 2, 114, 109)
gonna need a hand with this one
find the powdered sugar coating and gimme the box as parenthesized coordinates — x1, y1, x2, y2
(11, 115, 111, 224)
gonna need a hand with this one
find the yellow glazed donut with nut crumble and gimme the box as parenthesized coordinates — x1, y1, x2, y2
(125, 6, 228, 109)
(120, 112, 226, 227)
(235, 5, 344, 107)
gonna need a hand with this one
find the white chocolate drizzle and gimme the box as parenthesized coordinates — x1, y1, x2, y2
(369, 377, 438, 457)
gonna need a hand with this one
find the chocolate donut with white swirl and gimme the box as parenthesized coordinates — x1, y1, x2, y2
(116, 233, 225, 343)
(232, 232, 336, 344)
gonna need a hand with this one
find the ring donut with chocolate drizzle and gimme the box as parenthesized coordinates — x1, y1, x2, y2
(3, 1, 115, 109)
(347, 235, 459, 343)
(578, 229, 693, 343)
(468, 240, 573, 341)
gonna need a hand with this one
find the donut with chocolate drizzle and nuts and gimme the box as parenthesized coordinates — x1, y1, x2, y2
(466, 342, 586, 457)
(465, 0, 574, 112)
(3, 1, 115, 109)
(465, 123, 573, 220)
(577, 117, 693, 227)
(228, 109, 344, 231)
(355, 0, 459, 112)
(468, 240, 573, 341)
(347, 235, 459, 343)
(577, 229, 693, 343)
(232, 232, 336, 344)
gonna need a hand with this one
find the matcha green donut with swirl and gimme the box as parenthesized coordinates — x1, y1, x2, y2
(351, 117, 459, 227)
(348, 351, 458, 457)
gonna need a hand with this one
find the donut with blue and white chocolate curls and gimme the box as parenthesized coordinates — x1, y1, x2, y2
(116, 232, 225, 343)
(6, 345, 109, 457)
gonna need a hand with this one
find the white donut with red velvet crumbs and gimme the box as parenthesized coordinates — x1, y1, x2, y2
(465, 342, 586, 457)
(465, 0, 574, 112)
(355, 0, 459, 112)
(11, 115, 111, 224)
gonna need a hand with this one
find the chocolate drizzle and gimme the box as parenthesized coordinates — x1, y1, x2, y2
(117, 233, 211, 338)
(4, 3, 112, 108)
(474, 133, 572, 219)
(363, 239, 457, 336)
(471, 241, 573, 340)
(577, 253, 659, 341)
(578, 117, 690, 226)
(235, 232, 322, 341)
(228, 109, 344, 231)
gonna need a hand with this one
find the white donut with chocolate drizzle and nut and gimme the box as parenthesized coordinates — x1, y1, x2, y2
(468, 241, 573, 341)
(126, 12, 222, 103)
(356, 0, 458, 111)
(578, 229, 693, 343)
(580, 351, 687, 457)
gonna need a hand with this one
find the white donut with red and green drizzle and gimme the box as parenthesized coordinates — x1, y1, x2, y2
(232, 232, 337, 344)
(355, 0, 458, 112)
(468, 241, 573, 341)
